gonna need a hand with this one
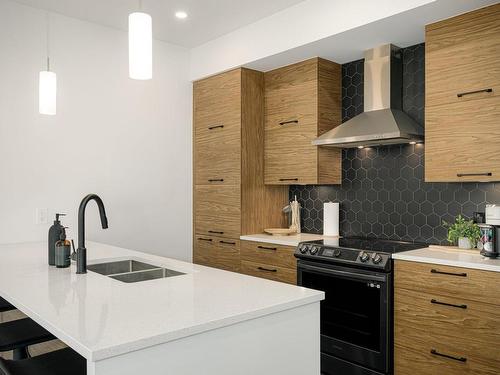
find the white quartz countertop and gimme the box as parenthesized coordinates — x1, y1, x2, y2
(240, 233, 340, 247)
(0, 242, 323, 361)
(393, 246, 500, 273)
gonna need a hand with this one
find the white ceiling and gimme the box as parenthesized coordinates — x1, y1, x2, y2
(13, 0, 306, 47)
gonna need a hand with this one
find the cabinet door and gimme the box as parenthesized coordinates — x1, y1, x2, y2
(193, 236, 215, 267)
(426, 5, 500, 107)
(213, 238, 240, 272)
(264, 60, 318, 185)
(425, 96, 500, 182)
(195, 185, 241, 239)
(194, 69, 241, 129)
(195, 120, 241, 186)
(194, 70, 242, 186)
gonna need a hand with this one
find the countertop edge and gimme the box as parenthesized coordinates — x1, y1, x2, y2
(240, 235, 300, 246)
(392, 252, 500, 273)
(91, 292, 324, 361)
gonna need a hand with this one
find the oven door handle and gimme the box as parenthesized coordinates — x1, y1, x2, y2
(298, 263, 387, 283)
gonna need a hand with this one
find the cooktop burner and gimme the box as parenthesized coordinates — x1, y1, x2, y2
(295, 236, 429, 271)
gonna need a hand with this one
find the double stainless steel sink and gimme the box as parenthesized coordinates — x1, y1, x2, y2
(88, 260, 185, 283)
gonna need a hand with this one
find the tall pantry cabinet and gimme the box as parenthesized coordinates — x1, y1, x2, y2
(193, 68, 288, 272)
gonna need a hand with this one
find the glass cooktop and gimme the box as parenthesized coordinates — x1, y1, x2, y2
(308, 236, 428, 255)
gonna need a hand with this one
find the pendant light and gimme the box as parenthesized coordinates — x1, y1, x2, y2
(39, 12, 56, 116)
(129, 0, 152, 80)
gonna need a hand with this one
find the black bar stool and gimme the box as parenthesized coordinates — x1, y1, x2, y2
(0, 298, 14, 313)
(0, 347, 86, 375)
(0, 319, 55, 360)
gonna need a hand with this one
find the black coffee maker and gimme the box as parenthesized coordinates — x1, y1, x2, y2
(478, 224, 499, 258)
(479, 205, 500, 258)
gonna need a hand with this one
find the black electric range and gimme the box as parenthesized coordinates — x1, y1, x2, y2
(295, 237, 428, 375)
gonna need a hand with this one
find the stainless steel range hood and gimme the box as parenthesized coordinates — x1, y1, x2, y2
(313, 44, 423, 148)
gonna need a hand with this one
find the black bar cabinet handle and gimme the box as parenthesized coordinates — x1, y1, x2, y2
(208, 125, 224, 130)
(430, 269, 467, 277)
(457, 88, 492, 98)
(257, 267, 277, 273)
(219, 241, 236, 245)
(197, 238, 212, 242)
(431, 299, 467, 309)
(430, 349, 467, 363)
(208, 179, 224, 182)
(457, 172, 492, 177)
(257, 245, 277, 251)
(279, 120, 299, 126)
(279, 178, 299, 181)
(208, 230, 224, 234)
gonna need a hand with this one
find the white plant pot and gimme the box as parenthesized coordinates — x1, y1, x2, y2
(458, 237, 472, 250)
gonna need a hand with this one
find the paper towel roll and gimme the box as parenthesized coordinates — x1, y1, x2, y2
(323, 202, 339, 236)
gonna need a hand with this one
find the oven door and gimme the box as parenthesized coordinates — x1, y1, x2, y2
(297, 260, 391, 374)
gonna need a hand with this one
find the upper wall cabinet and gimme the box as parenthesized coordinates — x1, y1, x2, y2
(264, 58, 342, 185)
(425, 4, 500, 182)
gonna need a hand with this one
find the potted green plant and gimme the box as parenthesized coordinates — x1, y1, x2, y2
(443, 215, 481, 249)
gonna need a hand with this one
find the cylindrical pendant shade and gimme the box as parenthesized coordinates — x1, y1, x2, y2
(39, 70, 57, 115)
(129, 12, 152, 80)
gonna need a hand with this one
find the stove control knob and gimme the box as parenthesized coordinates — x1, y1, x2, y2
(299, 244, 308, 254)
(372, 253, 383, 264)
(333, 249, 341, 257)
(359, 251, 370, 262)
(309, 246, 319, 255)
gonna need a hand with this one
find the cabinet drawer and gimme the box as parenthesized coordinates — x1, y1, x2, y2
(395, 341, 498, 375)
(394, 260, 500, 305)
(195, 121, 241, 186)
(395, 288, 500, 368)
(195, 185, 240, 239)
(426, 6, 500, 107)
(193, 236, 240, 272)
(240, 260, 296, 284)
(241, 241, 296, 269)
(425, 96, 500, 182)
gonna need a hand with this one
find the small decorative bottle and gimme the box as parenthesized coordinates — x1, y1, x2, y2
(55, 227, 71, 268)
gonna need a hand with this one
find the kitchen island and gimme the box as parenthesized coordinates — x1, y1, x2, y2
(0, 241, 323, 375)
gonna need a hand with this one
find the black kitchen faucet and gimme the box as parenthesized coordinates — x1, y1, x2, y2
(76, 194, 108, 274)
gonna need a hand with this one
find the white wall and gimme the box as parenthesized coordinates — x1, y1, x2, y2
(189, 0, 435, 80)
(0, 0, 193, 261)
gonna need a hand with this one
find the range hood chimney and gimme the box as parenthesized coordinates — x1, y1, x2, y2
(313, 44, 423, 148)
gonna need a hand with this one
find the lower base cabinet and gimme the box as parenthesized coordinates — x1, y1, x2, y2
(240, 260, 296, 284)
(194, 238, 297, 284)
(394, 260, 500, 375)
(193, 236, 240, 272)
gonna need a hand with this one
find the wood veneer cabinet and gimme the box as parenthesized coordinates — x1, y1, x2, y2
(425, 4, 500, 182)
(264, 58, 342, 185)
(240, 240, 297, 284)
(394, 260, 500, 375)
(193, 68, 288, 272)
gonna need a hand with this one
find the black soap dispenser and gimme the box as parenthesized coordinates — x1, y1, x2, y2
(48, 213, 65, 266)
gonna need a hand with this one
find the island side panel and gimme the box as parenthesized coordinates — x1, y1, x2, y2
(87, 302, 320, 375)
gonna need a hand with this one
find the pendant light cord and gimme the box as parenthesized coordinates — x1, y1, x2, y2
(139, 0, 143, 11)
(46, 12, 50, 71)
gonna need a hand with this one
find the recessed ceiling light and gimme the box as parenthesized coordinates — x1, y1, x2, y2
(175, 11, 188, 19)
(357, 146, 364, 149)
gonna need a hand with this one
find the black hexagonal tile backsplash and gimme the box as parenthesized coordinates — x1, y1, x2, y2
(290, 44, 500, 244)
